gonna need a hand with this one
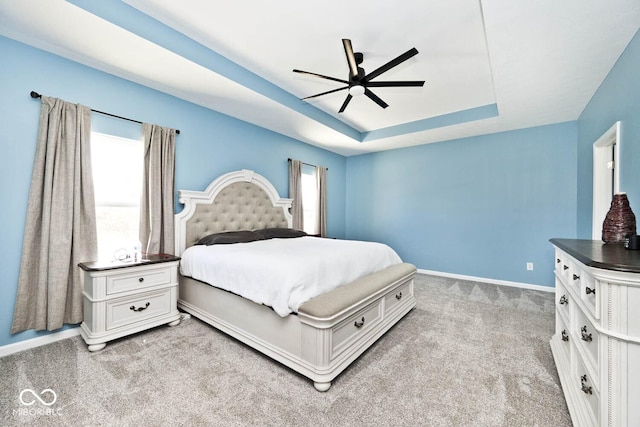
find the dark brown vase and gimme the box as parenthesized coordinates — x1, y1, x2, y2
(602, 193, 637, 243)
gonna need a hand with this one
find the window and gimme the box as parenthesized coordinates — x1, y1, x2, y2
(90, 132, 143, 260)
(301, 164, 318, 235)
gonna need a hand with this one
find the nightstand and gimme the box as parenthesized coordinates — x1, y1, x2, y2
(78, 254, 181, 352)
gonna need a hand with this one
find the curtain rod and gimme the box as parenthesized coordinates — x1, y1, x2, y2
(288, 158, 328, 170)
(30, 91, 181, 135)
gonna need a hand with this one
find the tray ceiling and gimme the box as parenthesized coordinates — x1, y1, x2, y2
(1, 0, 639, 155)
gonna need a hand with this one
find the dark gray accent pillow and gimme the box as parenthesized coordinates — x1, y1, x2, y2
(256, 228, 307, 239)
(196, 230, 266, 246)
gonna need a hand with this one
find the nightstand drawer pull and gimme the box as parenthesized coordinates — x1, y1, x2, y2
(581, 325, 592, 342)
(585, 286, 596, 295)
(130, 302, 150, 312)
(581, 375, 593, 395)
(559, 295, 568, 305)
(354, 317, 365, 328)
(573, 274, 580, 281)
(561, 329, 569, 342)
(395, 292, 403, 300)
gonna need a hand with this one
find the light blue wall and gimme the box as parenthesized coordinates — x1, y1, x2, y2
(577, 28, 640, 237)
(4, 24, 639, 349)
(0, 36, 346, 347)
(346, 123, 578, 287)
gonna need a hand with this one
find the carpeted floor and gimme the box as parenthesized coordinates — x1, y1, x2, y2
(0, 274, 571, 426)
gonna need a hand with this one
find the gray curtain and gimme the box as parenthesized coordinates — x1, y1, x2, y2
(316, 166, 327, 237)
(140, 123, 176, 255)
(11, 96, 97, 333)
(289, 159, 304, 230)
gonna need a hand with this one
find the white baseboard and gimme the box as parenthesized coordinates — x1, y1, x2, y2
(0, 327, 81, 358)
(417, 269, 555, 293)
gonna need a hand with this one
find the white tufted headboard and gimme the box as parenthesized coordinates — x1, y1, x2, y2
(174, 169, 293, 255)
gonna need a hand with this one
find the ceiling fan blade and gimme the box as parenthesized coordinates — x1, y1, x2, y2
(342, 39, 359, 78)
(338, 94, 353, 113)
(301, 86, 348, 100)
(364, 47, 419, 82)
(293, 69, 349, 84)
(364, 88, 389, 109)
(366, 80, 425, 87)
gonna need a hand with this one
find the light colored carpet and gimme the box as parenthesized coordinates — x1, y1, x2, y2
(0, 274, 571, 426)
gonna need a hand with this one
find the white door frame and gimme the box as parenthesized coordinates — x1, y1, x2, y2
(592, 121, 621, 239)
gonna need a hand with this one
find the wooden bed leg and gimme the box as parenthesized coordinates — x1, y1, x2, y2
(314, 381, 331, 392)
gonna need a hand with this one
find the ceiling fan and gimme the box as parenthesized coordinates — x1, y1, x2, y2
(293, 39, 425, 113)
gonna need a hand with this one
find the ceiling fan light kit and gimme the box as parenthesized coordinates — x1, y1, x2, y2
(348, 85, 365, 96)
(293, 39, 425, 113)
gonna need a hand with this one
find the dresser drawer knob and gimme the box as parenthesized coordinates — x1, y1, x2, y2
(581, 325, 593, 342)
(563, 265, 569, 271)
(559, 295, 568, 305)
(395, 292, 403, 300)
(561, 330, 569, 342)
(354, 317, 365, 328)
(572, 274, 580, 281)
(138, 277, 144, 283)
(585, 286, 596, 296)
(130, 302, 150, 312)
(580, 375, 593, 395)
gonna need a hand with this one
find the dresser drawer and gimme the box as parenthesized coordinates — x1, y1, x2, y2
(555, 280, 571, 323)
(331, 300, 382, 359)
(555, 312, 571, 365)
(106, 289, 172, 330)
(384, 280, 413, 315)
(566, 263, 584, 291)
(555, 250, 572, 283)
(575, 308, 600, 375)
(574, 353, 600, 426)
(580, 274, 600, 320)
(106, 265, 173, 295)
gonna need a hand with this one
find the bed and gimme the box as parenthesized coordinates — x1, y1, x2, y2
(174, 169, 416, 391)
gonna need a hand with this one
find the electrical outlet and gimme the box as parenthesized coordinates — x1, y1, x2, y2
(526, 262, 534, 271)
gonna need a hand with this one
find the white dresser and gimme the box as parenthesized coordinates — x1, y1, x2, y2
(79, 254, 181, 351)
(550, 239, 640, 427)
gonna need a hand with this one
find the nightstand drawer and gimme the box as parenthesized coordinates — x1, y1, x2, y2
(106, 289, 172, 330)
(106, 266, 173, 295)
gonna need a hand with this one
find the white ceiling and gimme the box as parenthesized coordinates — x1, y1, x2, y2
(1, 0, 640, 156)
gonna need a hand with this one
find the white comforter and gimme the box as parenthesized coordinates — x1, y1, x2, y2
(179, 236, 402, 316)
